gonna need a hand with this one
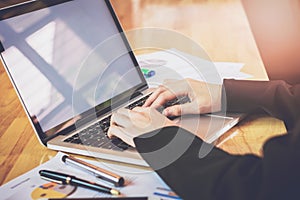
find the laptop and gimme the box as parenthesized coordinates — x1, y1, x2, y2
(0, 0, 241, 166)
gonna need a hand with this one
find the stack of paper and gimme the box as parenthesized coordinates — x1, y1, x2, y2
(137, 49, 252, 87)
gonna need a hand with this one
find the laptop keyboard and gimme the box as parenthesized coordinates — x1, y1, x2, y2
(63, 94, 190, 151)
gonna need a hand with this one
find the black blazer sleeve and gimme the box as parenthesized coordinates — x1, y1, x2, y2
(223, 79, 300, 130)
(134, 80, 300, 200)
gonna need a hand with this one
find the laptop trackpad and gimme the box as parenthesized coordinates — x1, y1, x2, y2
(175, 114, 235, 143)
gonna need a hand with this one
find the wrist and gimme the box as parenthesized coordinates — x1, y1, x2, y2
(164, 119, 179, 127)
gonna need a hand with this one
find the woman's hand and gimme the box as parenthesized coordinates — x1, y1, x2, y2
(143, 78, 223, 117)
(107, 107, 177, 147)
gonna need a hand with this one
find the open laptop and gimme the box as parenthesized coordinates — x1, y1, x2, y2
(0, 0, 240, 166)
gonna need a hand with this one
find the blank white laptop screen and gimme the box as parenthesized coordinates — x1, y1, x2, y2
(0, 0, 143, 135)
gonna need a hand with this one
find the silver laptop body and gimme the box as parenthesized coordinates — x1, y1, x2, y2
(0, 0, 240, 166)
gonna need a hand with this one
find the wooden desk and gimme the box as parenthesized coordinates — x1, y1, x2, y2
(0, 0, 286, 186)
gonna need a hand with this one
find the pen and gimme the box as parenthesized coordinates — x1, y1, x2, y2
(62, 155, 125, 187)
(39, 170, 120, 195)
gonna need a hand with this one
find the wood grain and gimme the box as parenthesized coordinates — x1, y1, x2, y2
(217, 115, 286, 156)
(0, 0, 286, 185)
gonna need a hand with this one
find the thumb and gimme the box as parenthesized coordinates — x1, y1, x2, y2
(163, 102, 197, 116)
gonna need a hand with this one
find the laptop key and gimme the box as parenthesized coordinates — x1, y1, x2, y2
(111, 138, 129, 150)
(71, 138, 83, 145)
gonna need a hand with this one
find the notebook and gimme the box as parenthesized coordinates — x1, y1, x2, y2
(0, 0, 241, 166)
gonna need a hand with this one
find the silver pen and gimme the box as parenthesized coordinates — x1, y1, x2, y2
(62, 155, 125, 187)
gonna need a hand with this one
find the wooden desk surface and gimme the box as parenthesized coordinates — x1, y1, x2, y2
(0, 0, 286, 186)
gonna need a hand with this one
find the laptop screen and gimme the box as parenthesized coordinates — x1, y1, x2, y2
(0, 0, 146, 143)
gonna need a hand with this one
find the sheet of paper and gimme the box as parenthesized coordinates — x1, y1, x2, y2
(0, 152, 180, 200)
(137, 48, 252, 87)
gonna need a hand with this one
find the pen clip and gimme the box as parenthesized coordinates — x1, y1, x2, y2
(40, 175, 64, 184)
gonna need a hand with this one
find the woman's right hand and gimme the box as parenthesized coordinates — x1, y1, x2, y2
(143, 78, 223, 117)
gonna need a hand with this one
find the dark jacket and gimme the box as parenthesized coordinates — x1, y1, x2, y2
(134, 79, 300, 200)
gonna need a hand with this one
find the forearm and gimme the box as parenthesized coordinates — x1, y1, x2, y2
(134, 125, 300, 200)
(223, 79, 300, 130)
(134, 126, 262, 200)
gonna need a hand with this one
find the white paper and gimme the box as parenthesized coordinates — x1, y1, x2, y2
(0, 152, 179, 199)
(137, 48, 252, 87)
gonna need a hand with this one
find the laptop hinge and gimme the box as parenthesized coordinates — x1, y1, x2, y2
(137, 84, 149, 94)
(131, 90, 143, 100)
(131, 84, 149, 99)
(0, 40, 4, 53)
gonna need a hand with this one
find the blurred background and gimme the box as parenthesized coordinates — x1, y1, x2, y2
(3, 0, 299, 84)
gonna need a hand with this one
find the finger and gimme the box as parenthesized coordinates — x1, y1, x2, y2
(130, 107, 151, 125)
(150, 90, 177, 108)
(132, 106, 148, 113)
(143, 86, 167, 107)
(107, 125, 120, 138)
(107, 125, 135, 147)
(134, 106, 166, 120)
(107, 125, 128, 140)
(110, 112, 130, 127)
(116, 107, 131, 115)
(117, 107, 149, 128)
(116, 107, 143, 122)
(163, 102, 199, 116)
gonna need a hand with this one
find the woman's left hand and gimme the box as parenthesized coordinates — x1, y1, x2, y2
(107, 107, 177, 147)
